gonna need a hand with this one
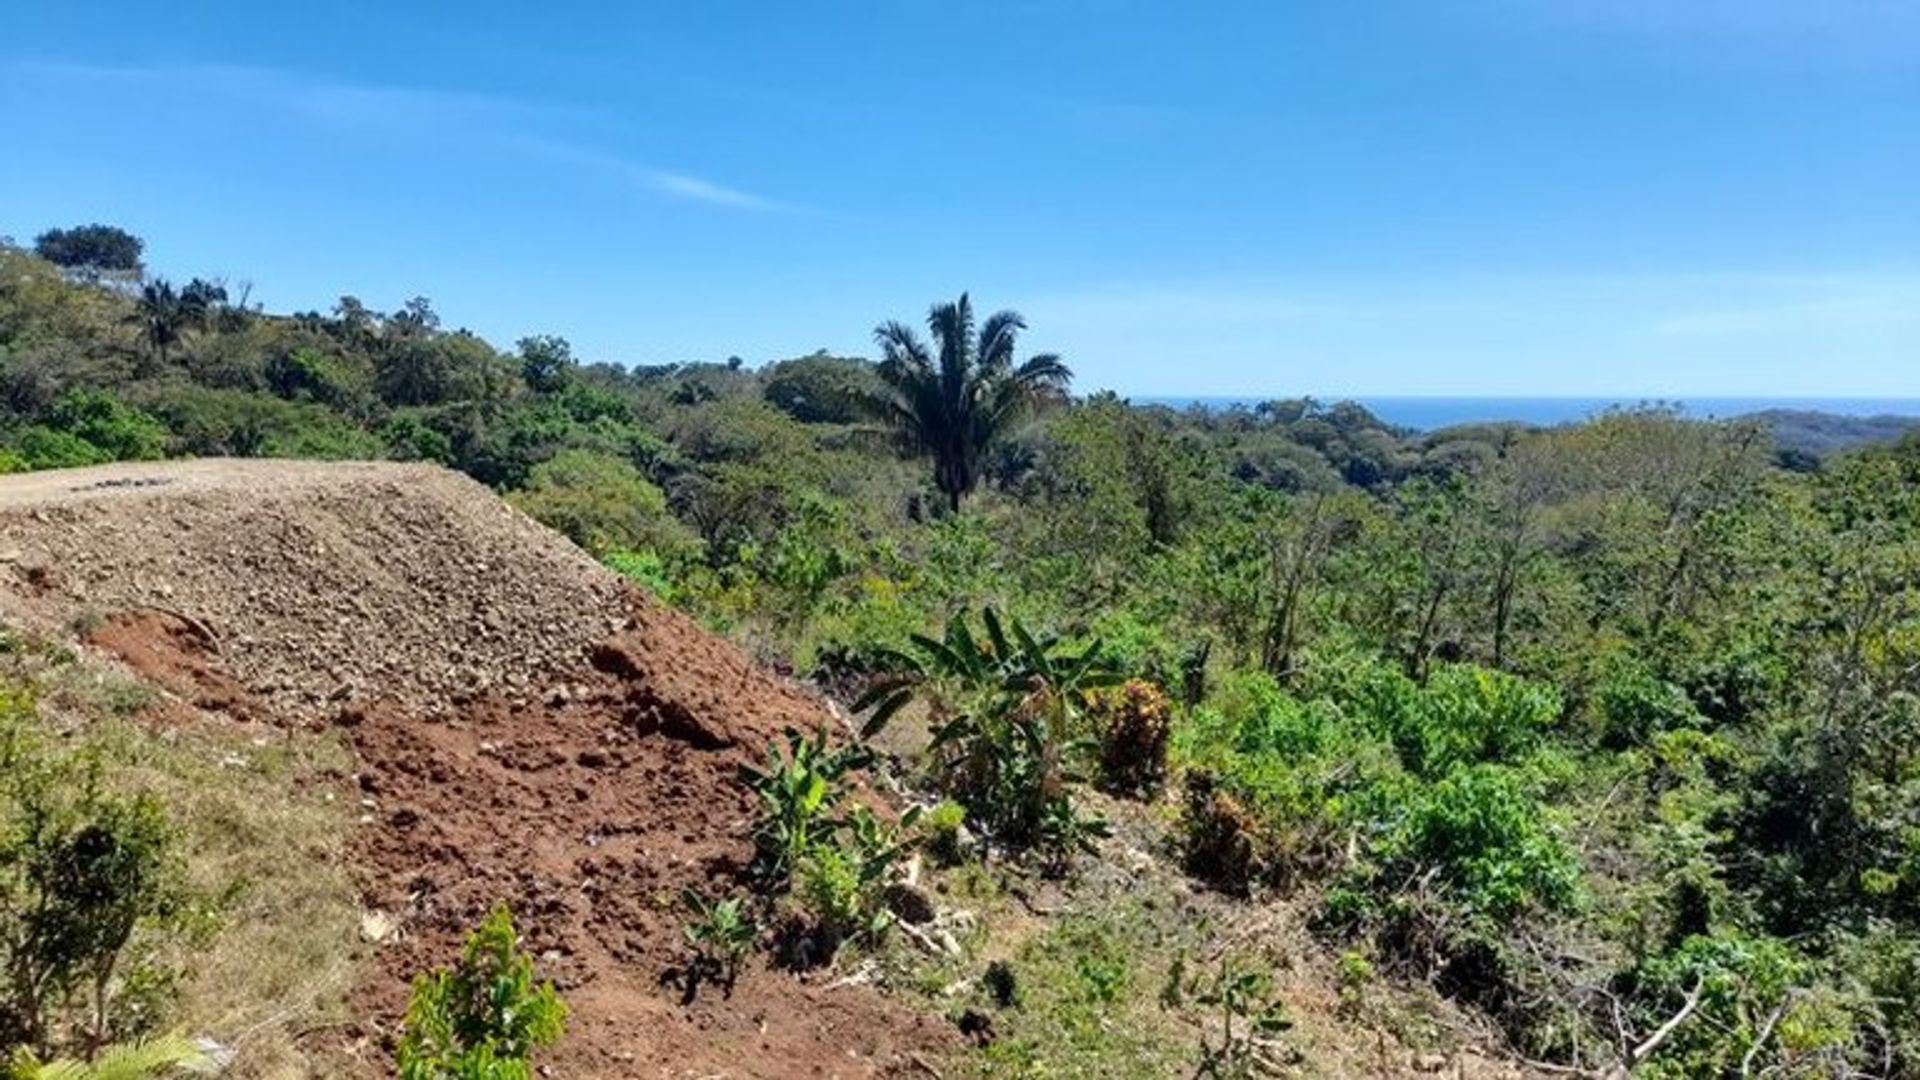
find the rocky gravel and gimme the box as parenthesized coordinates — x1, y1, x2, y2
(0, 459, 633, 719)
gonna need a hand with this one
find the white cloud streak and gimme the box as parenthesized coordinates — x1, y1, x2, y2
(10, 62, 786, 213)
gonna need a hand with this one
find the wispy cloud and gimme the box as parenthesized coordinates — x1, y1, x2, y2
(644, 171, 778, 211)
(504, 136, 789, 213)
(9, 61, 787, 212)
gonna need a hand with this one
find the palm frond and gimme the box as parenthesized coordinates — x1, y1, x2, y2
(975, 309, 1027, 375)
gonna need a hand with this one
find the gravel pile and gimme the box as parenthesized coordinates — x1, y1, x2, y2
(0, 459, 635, 718)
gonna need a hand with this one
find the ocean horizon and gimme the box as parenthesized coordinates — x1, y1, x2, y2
(1132, 396, 1920, 432)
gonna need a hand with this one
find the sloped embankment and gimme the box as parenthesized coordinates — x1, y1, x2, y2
(0, 460, 949, 1078)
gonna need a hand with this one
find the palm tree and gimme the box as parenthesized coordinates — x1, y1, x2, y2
(129, 280, 206, 375)
(870, 293, 1071, 512)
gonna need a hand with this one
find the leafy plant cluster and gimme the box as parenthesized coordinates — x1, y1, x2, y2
(0, 687, 188, 1071)
(858, 608, 1123, 872)
(737, 727, 916, 964)
(396, 907, 568, 1080)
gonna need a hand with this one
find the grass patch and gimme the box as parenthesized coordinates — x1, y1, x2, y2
(2, 631, 360, 1078)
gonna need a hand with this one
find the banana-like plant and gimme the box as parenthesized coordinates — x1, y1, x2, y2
(8, 1035, 213, 1080)
(737, 727, 872, 884)
(855, 608, 1118, 865)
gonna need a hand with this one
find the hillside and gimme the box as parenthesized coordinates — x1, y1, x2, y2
(0, 460, 949, 1077)
(1741, 407, 1920, 458)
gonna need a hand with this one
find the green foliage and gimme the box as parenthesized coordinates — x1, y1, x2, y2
(738, 727, 871, 884)
(1187, 956, 1292, 1078)
(760, 352, 877, 424)
(7, 1034, 211, 1080)
(396, 907, 567, 1080)
(599, 548, 675, 602)
(919, 800, 972, 866)
(506, 449, 682, 556)
(857, 608, 1117, 868)
(679, 889, 755, 993)
(0, 689, 183, 1061)
(1367, 765, 1581, 922)
(791, 807, 911, 949)
(8, 235, 1920, 1074)
(869, 294, 1071, 511)
(136, 385, 381, 460)
(31, 227, 143, 281)
(45, 393, 166, 462)
(7, 428, 110, 471)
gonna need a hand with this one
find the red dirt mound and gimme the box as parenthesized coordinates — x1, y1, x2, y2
(1, 462, 955, 1078)
(336, 603, 953, 1077)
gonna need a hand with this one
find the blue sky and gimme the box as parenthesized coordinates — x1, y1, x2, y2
(3, 1, 1917, 396)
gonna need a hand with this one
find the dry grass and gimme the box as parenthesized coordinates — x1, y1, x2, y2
(2, 633, 361, 1079)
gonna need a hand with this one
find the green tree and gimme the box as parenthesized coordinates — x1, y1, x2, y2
(128, 282, 204, 376)
(30, 227, 143, 283)
(515, 336, 574, 395)
(869, 293, 1070, 512)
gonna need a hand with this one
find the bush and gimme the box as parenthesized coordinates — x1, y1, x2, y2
(1593, 664, 1699, 749)
(396, 907, 567, 1080)
(507, 449, 684, 556)
(1092, 680, 1172, 797)
(857, 609, 1117, 869)
(600, 549, 676, 603)
(46, 391, 167, 462)
(134, 385, 381, 460)
(7, 427, 109, 471)
(1370, 765, 1581, 923)
(1179, 771, 1271, 895)
(0, 688, 182, 1061)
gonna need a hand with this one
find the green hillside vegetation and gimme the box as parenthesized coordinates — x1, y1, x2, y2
(4, 228, 1920, 1076)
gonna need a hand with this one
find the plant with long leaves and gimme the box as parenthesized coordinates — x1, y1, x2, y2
(793, 805, 920, 952)
(679, 888, 756, 996)
(855, 608, 1118, 864)
(869, 293, 1072, 513)
(7, 1035, 212, 1080)
(738, 727, 872, 884)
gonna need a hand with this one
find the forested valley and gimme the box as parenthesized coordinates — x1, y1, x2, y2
(3, 225, 1918, 1078)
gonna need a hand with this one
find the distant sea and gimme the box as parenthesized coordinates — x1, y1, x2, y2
(1136, 396, 1920, 433)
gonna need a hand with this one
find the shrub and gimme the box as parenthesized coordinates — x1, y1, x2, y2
(0, 688, 182, 1061)
(1092, 680, 1173, 797)
(134, 385, 380, 459)
(1370, 765, 1581, 923)
(46, 391, 167, 462)
(1179, 772, 1270, 895)
(1593, 664, 1699, 749)
(857, 608, 1117, 869)
(600, 549, 676, 603)
(738, 727, 870, 885)
(396, 907, 567, 1080)
(7, 427, 109, 471)
(507, 449, 682, 556)
(787, 807, 914, 963)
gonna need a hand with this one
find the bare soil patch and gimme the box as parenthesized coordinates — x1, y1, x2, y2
(2, 460, 953, 1079)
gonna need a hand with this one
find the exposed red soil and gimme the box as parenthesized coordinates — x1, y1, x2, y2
(334, 603, 956, 1078)
(85, 609, 266, 724)
(8, 462, 956, 1079)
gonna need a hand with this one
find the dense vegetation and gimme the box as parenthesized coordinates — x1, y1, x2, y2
(4, 226, 1919, 1076)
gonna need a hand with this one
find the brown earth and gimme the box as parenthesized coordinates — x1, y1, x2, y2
(0, 460, 953, 1079)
